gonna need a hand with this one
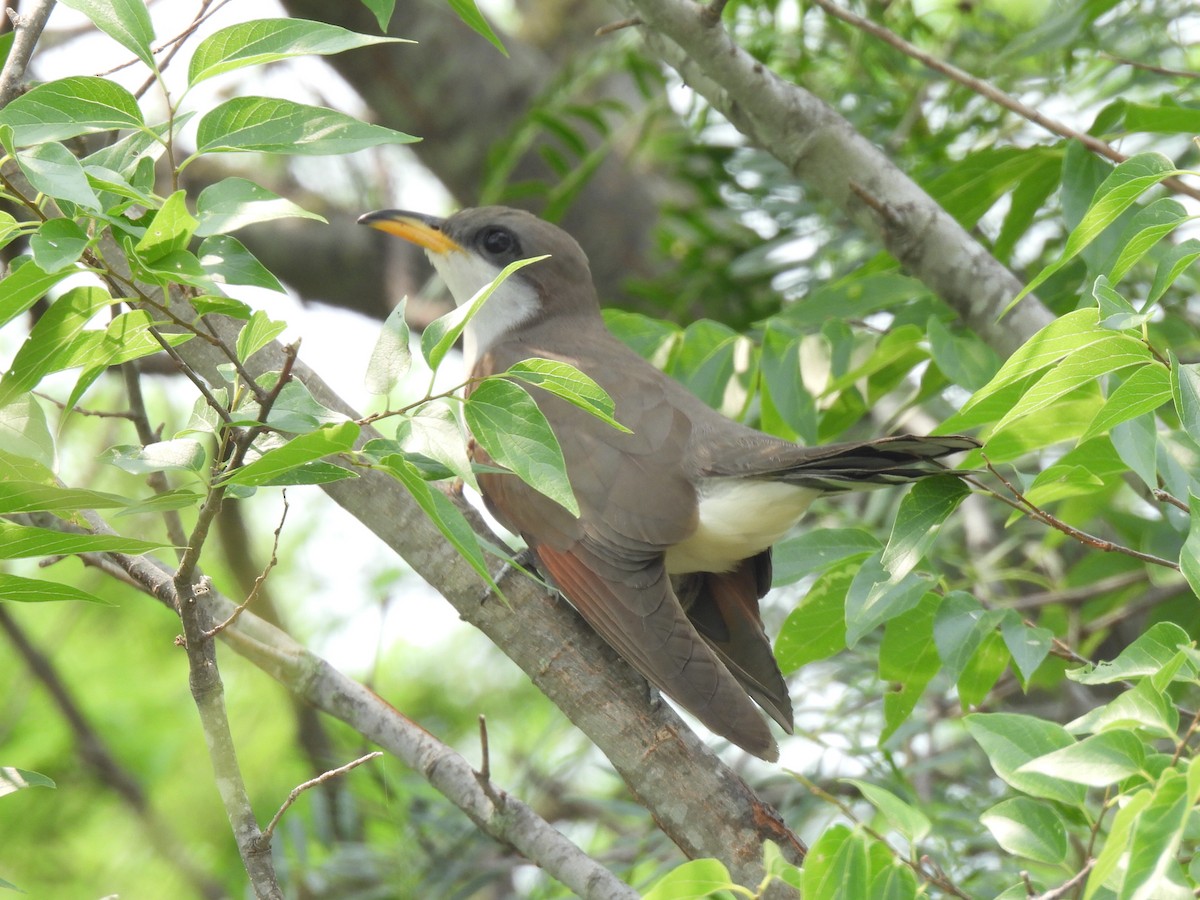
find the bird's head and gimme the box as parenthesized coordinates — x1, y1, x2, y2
(359, 205, 600, 323)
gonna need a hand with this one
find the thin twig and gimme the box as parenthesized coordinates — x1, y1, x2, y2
(974, 458, 1180, 570)
(260, 752, 382, 842)
(204, 492, 289, 639)
(1153, 487, 1190, 513)
(1032, 859, 1095, 900)
(1099, 52, 1200, 80)
(595, 15, 643, 37)
(810, 0, 1200, 204)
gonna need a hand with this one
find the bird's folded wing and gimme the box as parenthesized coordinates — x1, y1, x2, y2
(536, 540, 778, 761)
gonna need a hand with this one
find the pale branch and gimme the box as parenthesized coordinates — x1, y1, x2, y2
(0, 605, 227, 900)
(616, 0, 1055, 359)
(0, 0, 56, 108)
(72, 510, 642, 900)
(810, 0, 1200, 203)
(261, 752, 382, 841)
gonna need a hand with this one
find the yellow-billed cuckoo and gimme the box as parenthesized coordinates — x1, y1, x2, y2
(360, 205, 978, 761)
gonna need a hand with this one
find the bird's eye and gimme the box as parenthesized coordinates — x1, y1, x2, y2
(481, 227, 516, 256)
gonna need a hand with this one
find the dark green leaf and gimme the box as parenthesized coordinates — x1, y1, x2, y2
(194, 97, 417, 156)
(775, 559, 858, 673)
(0, 522, 168, 558)
(0, 76, 144, 145)
(0, 259, 74, 330)
(198, 234, 284, 291)
(29, 218, 90, 272)
(771, 528, 881, 586)
(445, 0, 508, 56)
(964, 713, 1087, 806)
(188, 18, 409, 86)
(880, 594, 941, 742)
(100, 439, 206, 475)
(224, 421, 359, 487)
(0, 572, 112, 604)
(1170, 352, 1200, 447)
(801, 825, 868, 900)
(0, 481, 129, 513)
(58, 0, 156, 67)
(1068, 622, 1193, 684)
(981, 798, 1068, 865)
(465, 378, 577, 516)
(133, 190, 197, 262)
(881, 477, 969, 580)
(1020, 730, 1146, 787)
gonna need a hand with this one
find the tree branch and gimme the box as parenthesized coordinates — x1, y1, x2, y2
(0, 0, 56, 108)
(616, 0, 1055, 358)
(74, 511, 642, 900)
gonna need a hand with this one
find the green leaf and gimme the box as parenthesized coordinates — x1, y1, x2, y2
(445, 0, 508, 56)
(0, 286, 113, 407)
(0, 521, 168, 558)
(198, 234, 284, 291)
(0, 259, 74, 330)
(134, 190, 197, 262)
(1069, 678, 1179, 740)
(465, 378, 577, 516)
(1121, 771, 1192, 900)
(503, 358, 628, 432)
(775, 558, 858, 673)
(194, 97, 417, 157)
(235, 309, 286, 364)
(1067, 621, 1194, 684)
(933, 592, 1004, 684)
(224, 422, 359, 487)
(261, 380, 347, 435)
(376, 453, 497, 596)
(194, 177, 325, 236)
(361, 0, 395, 31)
(1019, 729, 1146, 787)
(980, 798, 1067, 865)
(0, 396, 54, 469)
(843, 780, 931, 843)
(772, 528, 881, 587)
(420, 255, 548, 371)
(15, 142, 102, 210)
(801, 825, 869, 900)
(1010, 152, 1181, 310)
(845, 556, 930, 648)
(879, 594, 941, 742)
(1148, 237, 1200, 307)
(100, 439, 206, 475)
(1180, 493, 1200, 603)
(1170, 352, 1200, 447)
(1108, 197, 1190, 284)
(0, 767, 55, 798)
(188, 18, 410, 85)
(1080, 363, 1171, 442)
(29, 218, 90, 272)
(0, 481, 129, 513)
(0, 572, 112, 604)
(992, 334, 1149, 435)
(958, 308, 1100, 415)
(365, 299, 412, 396)
(1084, 788, 1152, 900)
(642, 858, 736, 900)
(0, 76, 144, 145)
(58, 0, 156, 67)
(999, 612, 1052, 685)
(963, 713, 1087, 806)
(881, 477, 969, 580)
(926, 316, 999, 391)
(1091, 275, 1149, 331)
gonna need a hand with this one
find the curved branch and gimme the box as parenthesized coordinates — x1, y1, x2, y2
(618, 0, 1055, 358)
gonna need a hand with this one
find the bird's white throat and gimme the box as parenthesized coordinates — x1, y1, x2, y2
(428, 250, 540, 370)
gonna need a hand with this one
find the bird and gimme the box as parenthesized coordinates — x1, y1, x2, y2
(360, 205, 978, 761)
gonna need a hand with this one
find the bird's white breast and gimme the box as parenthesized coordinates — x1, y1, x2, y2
(428, 250, 540, 369)
(665, 478, 817, 575)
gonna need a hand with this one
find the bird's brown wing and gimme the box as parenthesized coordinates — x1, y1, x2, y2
(535, 540, 779, 760)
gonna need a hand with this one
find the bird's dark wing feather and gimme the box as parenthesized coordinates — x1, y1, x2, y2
(536, 539, 779, 760)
